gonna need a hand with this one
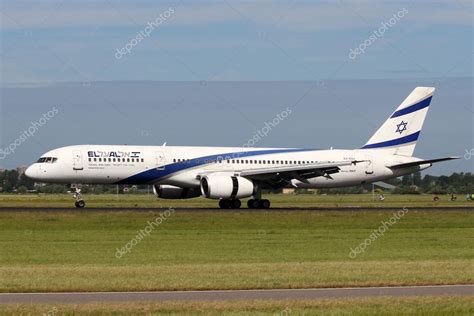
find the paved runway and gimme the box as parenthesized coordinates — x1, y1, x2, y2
(0, 206, 472, 212)
(1, 285, 472, 304)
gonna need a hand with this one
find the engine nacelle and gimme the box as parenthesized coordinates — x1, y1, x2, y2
(153, 185, 201, 199)
(200, 174, 254, 199)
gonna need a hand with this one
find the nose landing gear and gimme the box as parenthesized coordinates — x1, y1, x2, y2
(73, 188, 86, 208)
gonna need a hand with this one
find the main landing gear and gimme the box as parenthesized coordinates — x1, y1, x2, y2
(73, 188, 86, 208)
(218, 199, 241, 209)
(247, 199, 270, 209)
(218, 198, 271, 209)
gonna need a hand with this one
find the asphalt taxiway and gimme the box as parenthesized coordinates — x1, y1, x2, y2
(1, 285, 472, 304)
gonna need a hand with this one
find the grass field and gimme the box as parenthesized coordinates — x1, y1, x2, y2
(0, 193, 472, 208)
(0, 206, 472, 292)
(1, 296, 473, 315)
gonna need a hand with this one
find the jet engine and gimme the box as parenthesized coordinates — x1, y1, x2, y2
(153, 185, 201, 199)
(200, 174, 254, 199)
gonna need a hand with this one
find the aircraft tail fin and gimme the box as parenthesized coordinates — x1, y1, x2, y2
(362, 87, 435, 157)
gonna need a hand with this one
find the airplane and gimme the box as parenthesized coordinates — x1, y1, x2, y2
(25, 87, 458, 209)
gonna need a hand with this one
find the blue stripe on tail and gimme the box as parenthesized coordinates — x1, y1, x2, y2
(390, 97, 432, 118)
(362, 131, 420, 149)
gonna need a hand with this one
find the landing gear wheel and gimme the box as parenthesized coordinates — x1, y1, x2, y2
(259, 199, 270, 209)
(73, 187, 85, 209)
(247, 199, 260, 209)
(75, 200, 85, 208)
(231, 199, 241, 209)
(219, 199, 231, 209)
(219, 199, 241, 209)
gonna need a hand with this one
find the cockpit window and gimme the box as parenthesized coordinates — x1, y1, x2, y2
(37, 157, 58, 163)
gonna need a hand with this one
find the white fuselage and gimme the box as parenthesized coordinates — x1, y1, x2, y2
(24, 87, 454, 209)
(25, 144, 428, 189)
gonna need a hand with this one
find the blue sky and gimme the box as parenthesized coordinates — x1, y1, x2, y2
(1, 0, 472, 82)
(0, 1, 473, 175)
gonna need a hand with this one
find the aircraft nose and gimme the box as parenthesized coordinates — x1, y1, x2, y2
(25, 165, 37, 180)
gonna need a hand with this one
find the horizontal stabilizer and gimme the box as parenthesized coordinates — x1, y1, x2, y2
(387, 157, 460, 169)
(372, 181, 396, 189)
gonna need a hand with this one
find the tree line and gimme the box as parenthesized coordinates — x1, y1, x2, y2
(0, 169, 472, 194)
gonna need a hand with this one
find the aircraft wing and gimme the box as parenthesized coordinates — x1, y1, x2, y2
(387, 156, 460, 169)
(239, 160, 363, 186)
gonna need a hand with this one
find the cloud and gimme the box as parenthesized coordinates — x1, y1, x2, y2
(1, 0, 471, 31)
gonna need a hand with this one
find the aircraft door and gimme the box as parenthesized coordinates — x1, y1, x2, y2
(155, 151, 166, 170)
(365, 155, 374, 176)
(73, 150, 84, 171)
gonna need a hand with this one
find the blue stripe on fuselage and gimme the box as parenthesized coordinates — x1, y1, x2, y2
(114, 148, 315, 184)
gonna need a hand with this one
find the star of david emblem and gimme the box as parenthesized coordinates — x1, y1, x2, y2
(396, 121, 408, 134)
